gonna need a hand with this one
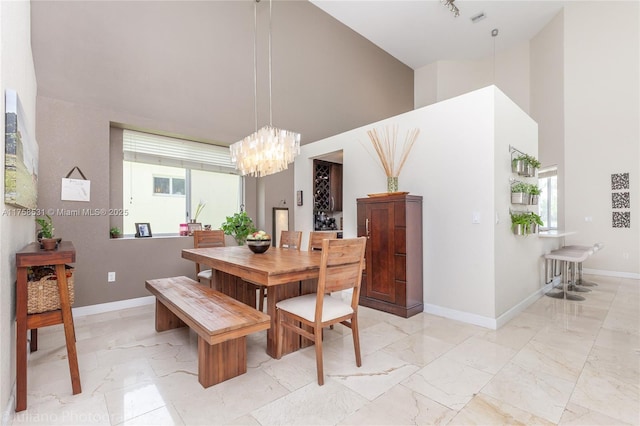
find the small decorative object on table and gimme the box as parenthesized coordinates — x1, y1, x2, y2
(36, 215, 57, 250)
(246, 230, 271, 254)
(366, 124, 420, 193)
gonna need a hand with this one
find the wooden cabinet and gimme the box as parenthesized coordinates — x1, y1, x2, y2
(357, 194, 423, 317)
(313, 160, 342, 212)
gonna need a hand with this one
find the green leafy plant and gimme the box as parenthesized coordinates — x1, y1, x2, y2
(511, 182, 529, 193)
(528, 184, 542, 196)
(220, 211, 257, 245)
(528, 211, 544, 226)
(110, 226, 121, 238)
(36, 215, 55, 239)
(510, 211, 544, 235)
(525, 154, 541, 169)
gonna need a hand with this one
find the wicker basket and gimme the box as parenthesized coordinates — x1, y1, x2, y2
(27, 266, 75, 314)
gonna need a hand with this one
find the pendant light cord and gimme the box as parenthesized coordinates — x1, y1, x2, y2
(268, 0, 273, 127)
(253, 0, 258, 132)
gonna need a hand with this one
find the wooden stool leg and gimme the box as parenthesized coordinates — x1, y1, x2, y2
(16, 267, 28, 412)
(30, 329, 38, 352)
(55, 264, 81, 395)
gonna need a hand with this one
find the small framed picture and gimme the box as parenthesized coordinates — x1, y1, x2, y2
(135, 223, 152, 238)
(187, 222, 202, 235)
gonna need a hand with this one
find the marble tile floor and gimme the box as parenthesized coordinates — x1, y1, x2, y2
(10, 275, 639, 426)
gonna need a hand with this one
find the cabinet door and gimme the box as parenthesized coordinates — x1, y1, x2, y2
(363, 202, 396, 303)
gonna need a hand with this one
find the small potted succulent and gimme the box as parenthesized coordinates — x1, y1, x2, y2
(36, 215, 57, 250)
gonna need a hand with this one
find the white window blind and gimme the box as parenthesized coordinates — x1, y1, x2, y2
(123, 130, 236, 174)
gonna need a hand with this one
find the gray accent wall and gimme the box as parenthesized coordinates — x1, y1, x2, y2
(30, 0, 414, 307)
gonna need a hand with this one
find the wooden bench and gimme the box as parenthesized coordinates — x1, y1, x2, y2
(145, 276, 270, 387)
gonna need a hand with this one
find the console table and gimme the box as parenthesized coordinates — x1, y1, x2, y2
(15, 241, 81, 412)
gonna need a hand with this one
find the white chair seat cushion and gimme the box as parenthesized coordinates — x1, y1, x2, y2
(276, 294, 353, 323)
(197, 269, 212, 281)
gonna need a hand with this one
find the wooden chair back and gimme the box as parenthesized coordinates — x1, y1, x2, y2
(279, 230, 302, 250)
(316, 237, 367, 302)
(193, 230, 226, 249)
(193, 230, 225, 279)
(308, 231, 338, 251)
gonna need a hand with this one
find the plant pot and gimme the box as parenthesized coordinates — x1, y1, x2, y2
(512, 159, 526, 174)
(530, 195, 539, 205)
(522, 164, 536, 177)
(40, 238, 57, 250)
(511, 192, 527, 204)
(530, 223, 539, 234)
(512, 224, 526, 236)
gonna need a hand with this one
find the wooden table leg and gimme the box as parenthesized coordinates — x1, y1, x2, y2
(55, 264, 81, 395)
(15, 267, 28, 412)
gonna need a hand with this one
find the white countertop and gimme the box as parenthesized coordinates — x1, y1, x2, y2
(538, 230, 576, 238)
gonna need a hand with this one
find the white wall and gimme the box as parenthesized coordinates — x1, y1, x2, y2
(530, 9, 565, 230)
(493, 90, 544, 317)
(414, 40, 531, 114)
(295, 86, 541, 326)
(0, 0, 38, 420)
(564, 2, 639, 275)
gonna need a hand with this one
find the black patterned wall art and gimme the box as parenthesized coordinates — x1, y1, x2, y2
(612, 192, 631, 209)
(612, 211, 631, 228)
(611, 173, 630, 190)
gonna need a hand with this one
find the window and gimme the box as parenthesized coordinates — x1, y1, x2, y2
(538, 166, 558, 230)
(123, 130, 241, 235)
(153, 176, 185, 195)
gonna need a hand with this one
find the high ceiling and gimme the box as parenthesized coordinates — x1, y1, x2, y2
(310, 0, 567, 69)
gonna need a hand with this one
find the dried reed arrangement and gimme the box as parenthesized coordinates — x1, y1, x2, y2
(366, 124, 420, 177)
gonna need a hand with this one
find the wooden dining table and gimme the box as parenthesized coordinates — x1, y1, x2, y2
(182, 245, 322, 357)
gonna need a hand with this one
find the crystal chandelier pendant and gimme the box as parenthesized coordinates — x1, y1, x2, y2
(230, 126, 300, 177)
(230, 0, 300, 178)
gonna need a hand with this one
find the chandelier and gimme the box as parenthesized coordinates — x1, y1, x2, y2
(230, 0, 300, 177)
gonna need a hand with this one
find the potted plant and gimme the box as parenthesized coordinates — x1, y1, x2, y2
(192, 200, 206, 224)
(528, 184, 542, 205)
(528, 211, 544, 234)
(523, 154, 541, 177)
(220, 210, 257, 245)
(110, 226, 122, 238)
(510, 211, 530, 235)
(36, 215, 57, 250)
(510, 182, 529, 204)
(511, 154, 528, 175)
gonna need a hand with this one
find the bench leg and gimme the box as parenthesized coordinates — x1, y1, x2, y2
(155, 300, 186, 331)
(198, 336, 247, 388)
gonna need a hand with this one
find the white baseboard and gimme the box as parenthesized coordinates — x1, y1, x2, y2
(423, 277, 559, 330)
(71, 296, 155, 318)
(583, 268, 640, 280)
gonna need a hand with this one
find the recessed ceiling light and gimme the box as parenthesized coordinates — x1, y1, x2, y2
(470, 12, 486, 23)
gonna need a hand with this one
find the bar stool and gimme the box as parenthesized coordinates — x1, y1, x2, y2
(562, 243, 603, 287)
(554, 246, 594, 293)
(544, 248, 590, 301)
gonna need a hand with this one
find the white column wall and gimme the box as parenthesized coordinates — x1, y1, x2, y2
(296, 86, 539, 326)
